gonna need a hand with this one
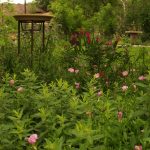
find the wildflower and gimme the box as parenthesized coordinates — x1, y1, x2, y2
(97, 91, 103, 96)
(122, 71, 128, 77)
(94, 72, 105, 78)
(134, 145, 142, 150)
(118, 111, 123, 122)
(68, 68, 79, 74)
(27, 134, 38, 145)
(75, 69, 79, 73)
(68, 68, 75, 73)
(105, 41, 112, 46)
(138, 75, 146, 81)
(94, 73, 100, 78)
(121, 85, 128, 92)
(75, 82, 80, 89)
(9, 79, 15, 86)
(17, 87, 24, 93)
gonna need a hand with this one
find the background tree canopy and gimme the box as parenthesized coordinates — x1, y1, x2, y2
(35, 0, 51, 11)
(35, 0, 150, 39)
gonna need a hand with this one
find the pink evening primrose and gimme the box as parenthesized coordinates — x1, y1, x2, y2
(138, 75, 146, 81)
(75, 82, 80, 89)
(17, 87, 24, 93)
(122, 71, 128, 77)
(94, 73, 100, 78)
(9, 79, 15, 86)
(134, 145, 142, 150)
(27, 134, 38, 145)
(118, 111, 123, 122)
(68, 68, 75, 73)
(97, 91, 103, 96)
(121, 85, 128, 92)
(75, 69, 79, 73)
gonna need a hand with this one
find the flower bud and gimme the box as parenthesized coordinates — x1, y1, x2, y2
(9, 79, 15, 86)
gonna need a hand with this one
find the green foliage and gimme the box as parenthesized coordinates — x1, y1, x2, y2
(35, 0, 51, 11)
(51, 0, 84, 33)
(0, 70, 149, 149)
(125, 0, 150, 40)
(92, 3, 117, 37)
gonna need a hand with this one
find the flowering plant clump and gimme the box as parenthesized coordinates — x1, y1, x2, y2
(0, 70, 149, 149)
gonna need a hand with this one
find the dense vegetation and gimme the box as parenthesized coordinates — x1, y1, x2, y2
(0, 0, 150, 149)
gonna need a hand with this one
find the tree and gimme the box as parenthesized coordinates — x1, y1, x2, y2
(35, 0, 51, 11)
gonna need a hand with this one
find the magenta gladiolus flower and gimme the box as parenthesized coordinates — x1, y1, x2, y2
(122, 71, 128, 77)
(85, 32, 90, 38)
(138, 75, 146, 81)
(27, 134, 38, 145)
(75, 82, 80, 89)
(118, 111, 123, 122)
(68, 68, 75, 73)
(121, 85, 128, 92)
(134, 145, 142, 150)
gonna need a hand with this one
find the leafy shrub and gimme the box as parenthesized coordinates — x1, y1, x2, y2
(0, 69, 149, 149)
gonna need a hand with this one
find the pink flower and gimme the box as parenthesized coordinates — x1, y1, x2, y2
(121, 85, 128, 92)
(85, 32, 90, 38)
(75, 82, 80, 89)
(27, 134, 38, 145)
(17, 87, 24, 93)
(68, 68, 79, 74)
(68, 68, 75, 73)
(105, 41, 112, 46)
(94, 73, 100, 78)
(134, 145, 142, 150)
(138, 75, 146, 81)
(94, 72, 105, 78)
(9, 79, 15, 86)
(97, 91, 103, 96)
(122, 71, 128, 77)
(75, 69, 79, 73)
(118, 111, 123, 122)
